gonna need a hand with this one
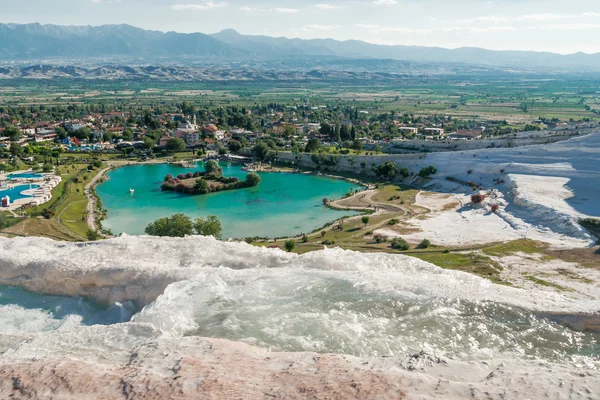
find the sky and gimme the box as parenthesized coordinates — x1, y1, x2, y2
(1, 0, 600, 54)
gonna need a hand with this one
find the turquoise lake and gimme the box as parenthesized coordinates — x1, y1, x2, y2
(96, 162, 361, 238)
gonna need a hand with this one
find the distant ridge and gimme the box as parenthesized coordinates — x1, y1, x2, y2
(1, 23, 600, 71)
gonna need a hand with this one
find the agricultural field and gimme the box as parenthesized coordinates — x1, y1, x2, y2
(1, 76, 599, 124)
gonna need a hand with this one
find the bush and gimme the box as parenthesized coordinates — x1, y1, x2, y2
(419, 165, 437, 178)
(301, 235, 308, 243)
(373, 234, 388, 243)
(416, 239, 431, 249)
(362, 216, 370, 226)
(41, 209, 55, 219)
(387, 219, 399, 226)
(86, 229, 101, 241)
(391, 237, 410, 251)
(471, 193, 486, 204)
(284, 239, 296, 252)
(490, 204, 500, 213)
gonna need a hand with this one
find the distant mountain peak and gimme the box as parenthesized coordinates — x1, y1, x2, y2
(218, 29, 241, 35)
(0, 22, 599, 71)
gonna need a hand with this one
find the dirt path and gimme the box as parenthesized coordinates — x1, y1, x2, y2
(330, 190, 410, 215)
(85, 166, 111, 231)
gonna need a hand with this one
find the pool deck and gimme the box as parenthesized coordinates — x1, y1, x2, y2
(0, 170, 62, 211)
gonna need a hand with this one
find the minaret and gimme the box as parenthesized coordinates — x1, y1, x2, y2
(193, 114, 197, 129)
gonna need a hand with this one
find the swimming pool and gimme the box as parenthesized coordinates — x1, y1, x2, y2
(7, 172, 43, 180)
(0, 184, 40, 201)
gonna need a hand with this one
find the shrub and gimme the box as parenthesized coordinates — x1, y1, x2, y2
(177, 174, 185, 180)
(322, 240, 336, 245)
(419, 165, 437, 178)
(284, 239, 296, 252)
(86, 229, 100, 241)
(388, 219, 399, 226)
(321, 230, 327, 237)
(491, 204, 500, 213)
(301, 235, 308, 243)
(185, 172, 193, 179)
(373, 234, 388, 244)
(362, 216, 370, 226)
(471, 193, 486, 204)
(416, 239, 431, 249)
(41, 209, 55, 219)
(164, 174, 174, 182)
(391, 237, 410, 251)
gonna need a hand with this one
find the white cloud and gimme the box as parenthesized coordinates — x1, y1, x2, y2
(239, 6, 255, 12)
(170, 2, 227, 11)
(353, 24, 382, 29)
(86, 0, 103, 3)
(461, 16, 507, 24)
(517, 13, 565, 21)
(302, 24, 339, 32)
(530, 23, 600, 31)
(353, 24, 517, 35)
(373, 0, 397, 5)
(315, 4, 345, 10)
(272, 7, 299, 13)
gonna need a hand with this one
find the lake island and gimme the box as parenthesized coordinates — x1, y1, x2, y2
(161, 160, 261, 195)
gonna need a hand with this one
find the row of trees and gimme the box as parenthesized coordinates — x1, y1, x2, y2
(145, 213, 223, 239)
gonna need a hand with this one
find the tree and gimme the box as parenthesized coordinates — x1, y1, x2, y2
(194, 179, 210, 194)
(227, 139, 242, 153)
(166, 137, 186, 152)
(284, 239, 296, 252)
(52, 149, 61, 166)
(362, 215, 370, 226)
(351, 139, 363, 151)
(253, 142, 270, 161)
(373, 162, 398, 178)
(419, 165, 437, 178)
(42, 163, 54, 173)
(55, 126, 68, 140)
(122, 129, 134, 141)
(194, 215, 223, 239)
(143, 137, 156, 150)
(145, 213, 194, 237)
(399, 167, 410, 179)
(304, 138, 321, 153)
(4, 126, 20, 142)
(245, 172, 261, 187)
(282, 125, 296, 139)
(204, 160, 223, 176)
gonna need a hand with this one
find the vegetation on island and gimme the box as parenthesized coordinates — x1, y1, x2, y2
(161, 160, 261, 195)
(144, 213, 223, 238)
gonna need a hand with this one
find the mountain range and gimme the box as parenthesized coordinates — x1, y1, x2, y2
(1, 23, 600, 71)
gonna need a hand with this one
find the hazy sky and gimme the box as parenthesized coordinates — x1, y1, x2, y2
(2, 0, 600, 54)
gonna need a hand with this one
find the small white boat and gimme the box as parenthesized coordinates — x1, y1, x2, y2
(129, 188, 135, 194)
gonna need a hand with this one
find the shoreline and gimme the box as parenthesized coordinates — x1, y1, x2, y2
(87, 158, 370, 240)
